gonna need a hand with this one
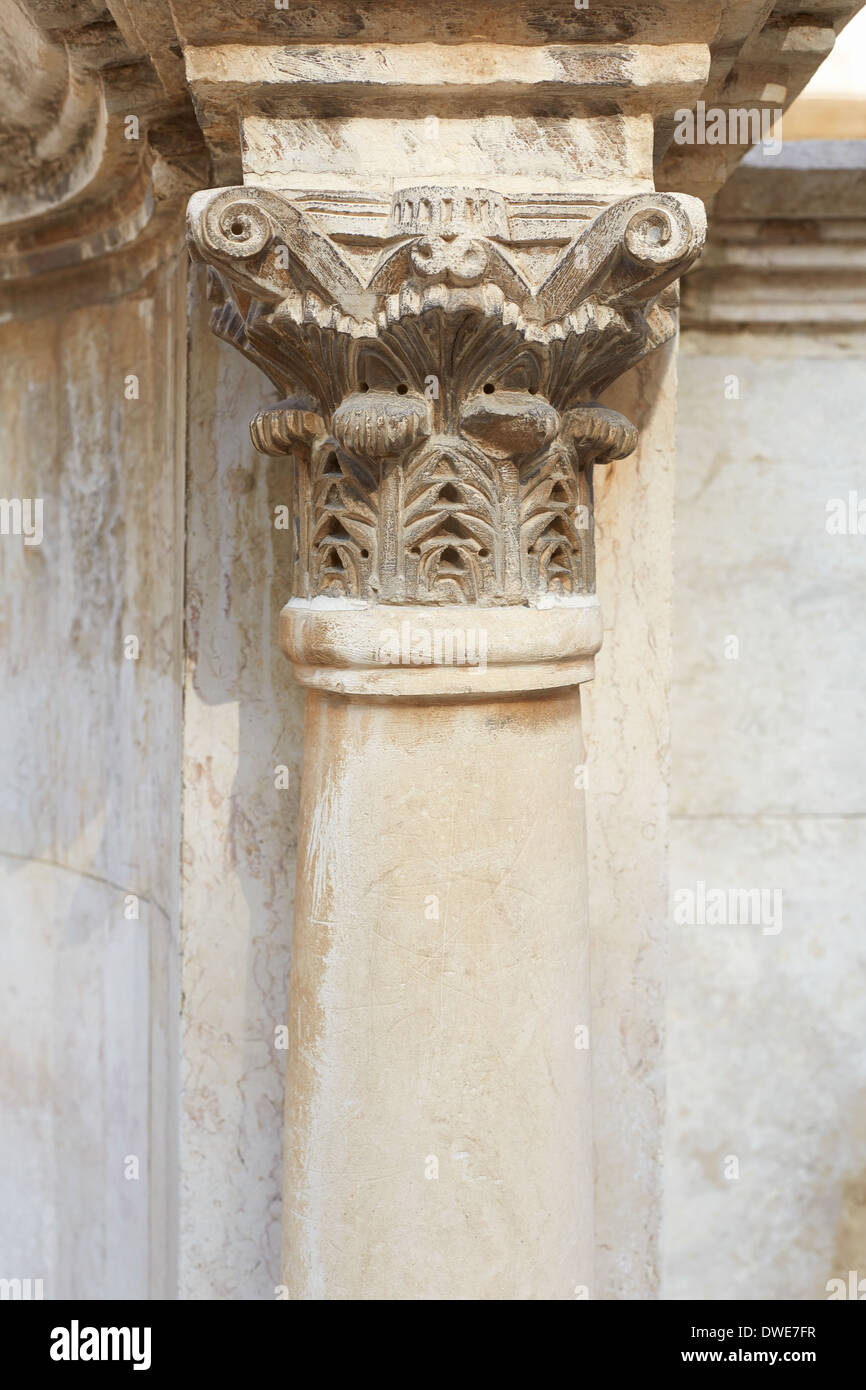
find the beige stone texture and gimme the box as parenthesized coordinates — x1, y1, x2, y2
(0, 246, 187, 1298)
(179, 265, 305, 1299)
(2, 0, 862, 1305)
(666, 330, 866, 1298)
(585, 340, 679, 1300)
(283, 684, 593, 1300)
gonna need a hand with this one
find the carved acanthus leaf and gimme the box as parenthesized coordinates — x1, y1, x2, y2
(187, 182, 705, 604)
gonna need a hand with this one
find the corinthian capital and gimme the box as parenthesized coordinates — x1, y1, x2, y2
(188, 183, 704, 607)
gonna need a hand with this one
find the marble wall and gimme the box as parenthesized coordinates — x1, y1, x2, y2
(0, 250, 187, 1298)
(665, 331, 866, 1299)
(0, 242, 305, 1302)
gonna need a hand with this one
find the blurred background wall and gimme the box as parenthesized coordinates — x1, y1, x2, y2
(665, 9, 866, 1298)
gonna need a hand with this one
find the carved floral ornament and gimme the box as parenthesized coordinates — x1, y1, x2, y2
(187, 184, 705, 606)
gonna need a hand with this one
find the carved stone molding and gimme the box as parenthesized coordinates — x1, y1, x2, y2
(188, 183, 705, 606)
(682, 142, 866, 329)
(657, 1, 865, 208)
(0, 1, 208, 317)
(1, 1, 857, 303)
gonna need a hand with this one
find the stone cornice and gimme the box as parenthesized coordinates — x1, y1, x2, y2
(682, 141, 866, 327)
(0, 0, 208, 307)
(657, 0, 865, 206)
(1, 1, 862, 298)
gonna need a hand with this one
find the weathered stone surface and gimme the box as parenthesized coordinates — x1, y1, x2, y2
(0, 2, 208, 302)
(1, 0, 861, 1304)
(179, 265, 304, 1300)
(189, 182, 702, 614)
(585, 341, 680, 1301)
(0, 244, 187, 1299)
(669, 142, 866, 1293)
(683, 141, 866, 326)
(657, 1, 865, 207)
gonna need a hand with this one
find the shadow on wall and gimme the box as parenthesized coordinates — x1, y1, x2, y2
(180, 263, 304, 1300)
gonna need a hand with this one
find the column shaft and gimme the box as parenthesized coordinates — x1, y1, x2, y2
(284, 682, 591, 1299)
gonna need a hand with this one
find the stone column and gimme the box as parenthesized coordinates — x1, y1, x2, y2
(1, 0, 856, 1305)
(188, 183, 703, 1297)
